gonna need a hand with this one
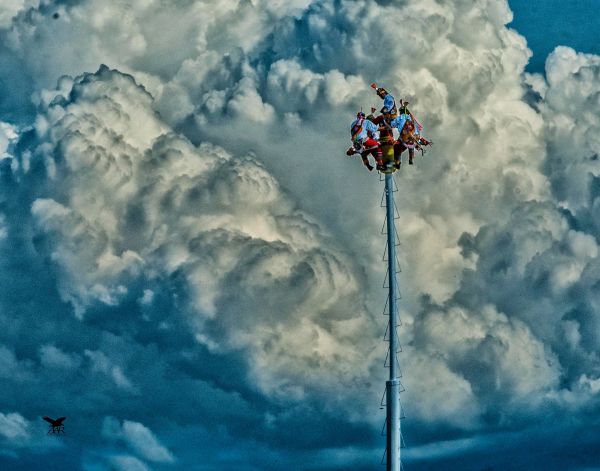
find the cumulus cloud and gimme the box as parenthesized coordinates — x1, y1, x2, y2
(0, 0, 599, 469)
(14, 66, 376, 412)
(0, 0, 38, 29)
(0, 122, 17, 158)
(541, 46, 600, 214)
(0, 62, 379, 470)
(375, 47, 600, 462)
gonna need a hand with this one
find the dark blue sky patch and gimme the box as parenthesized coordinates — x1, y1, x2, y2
(509, 0, 600, 73)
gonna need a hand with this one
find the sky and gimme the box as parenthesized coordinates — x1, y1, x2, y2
(0, 1, 599, 470)
(508, 0, 600, 73)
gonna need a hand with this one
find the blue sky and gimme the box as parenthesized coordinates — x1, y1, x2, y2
(0, 1, 599, 470)
(509, 0, 600, 72)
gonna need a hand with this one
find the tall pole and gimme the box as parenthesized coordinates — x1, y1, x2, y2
(385, 172, 401, 471)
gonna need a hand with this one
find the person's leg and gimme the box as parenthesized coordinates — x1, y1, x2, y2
(375, 146, 384, 168)
(394, 141, 404, 168)
(409, 148, 415, 165)
(367, 148, 385, 170)
(364, 139, 384, 169)
(361, 153, 374, 171)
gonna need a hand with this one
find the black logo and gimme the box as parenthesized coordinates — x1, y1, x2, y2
(43, 416, 66, 435)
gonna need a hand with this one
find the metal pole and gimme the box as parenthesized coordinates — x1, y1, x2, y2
(385, 173, 401, 471)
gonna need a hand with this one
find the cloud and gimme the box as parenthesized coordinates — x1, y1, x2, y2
(0, 0, 38, 29)
(16, 66, 377, 415)
(541, 46, 600, 213)
(0, 121, 17, 157)
(39, 344, 82, 370)
(0, 0, 599, 469)
(102, 417, 174, 464)
(120, 421, 174, 463)
(0, 413, 30, 441)
(0, 345, 34, 383)
(0, 411, 64, 461)
(0, 62, 378, 470)
(84, 350, 137, 393)
(356, 49, 600, 468)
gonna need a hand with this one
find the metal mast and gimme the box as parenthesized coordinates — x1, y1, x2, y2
(384, 172, 402, 471)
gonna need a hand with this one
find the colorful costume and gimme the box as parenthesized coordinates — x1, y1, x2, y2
(343, 84, 432, 173)
(347, 112, 384, 171)
(368, 114, 396, 169)
(371, 83, 397, 119)
(391, 113, 431, 166)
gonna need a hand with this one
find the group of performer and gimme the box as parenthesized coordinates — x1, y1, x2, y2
(346, 84, 432, 172)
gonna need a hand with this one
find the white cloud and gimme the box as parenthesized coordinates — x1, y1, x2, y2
(13, 67, 379, 421)
(0, 412, 30, 441)
(0, 0, 39, 29)
(423, 305, 560, 397)
(0, 0, 599, 468)
(39, 345, 82, 370)
(102, 417, 174, 464)
(540, 46, 600, 213)
(122, 421, 174, 463)
(84, 350, 137, 393)
(0, 122, 18, 157)
(403, 352, 481, 429)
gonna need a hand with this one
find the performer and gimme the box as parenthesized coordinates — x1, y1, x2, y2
(391, 114, 432, 166)
(371, 83, 397, 120)
(347, 112, 385, 171)
(343, 83, 432, 172)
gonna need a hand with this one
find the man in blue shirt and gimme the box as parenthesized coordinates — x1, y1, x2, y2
(371, 83, 397, 119)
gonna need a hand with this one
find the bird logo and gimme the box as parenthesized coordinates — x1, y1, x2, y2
(43, 416, 66, 435)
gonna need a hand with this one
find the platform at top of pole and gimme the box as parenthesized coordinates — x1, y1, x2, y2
(380, 163, 398, 175)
